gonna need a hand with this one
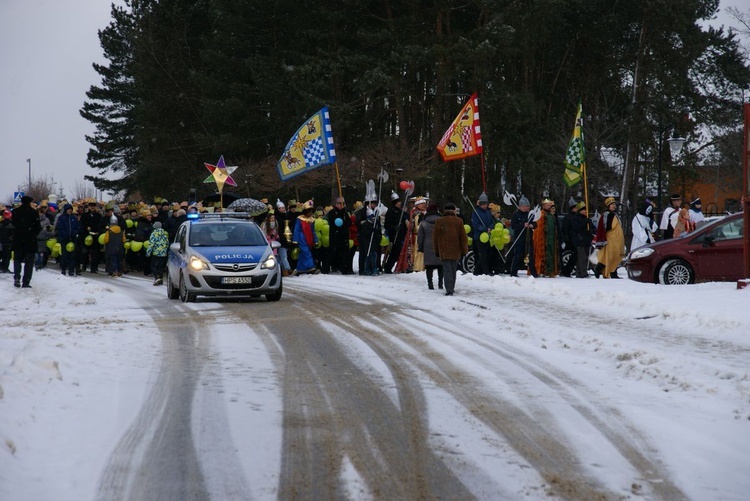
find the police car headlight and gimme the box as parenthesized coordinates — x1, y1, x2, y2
(629, 248, 654, 260)
(189, 256, 209, 271)
(261, 255, 277, 270)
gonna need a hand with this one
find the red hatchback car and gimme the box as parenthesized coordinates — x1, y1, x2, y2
(625, 212, 745, 285)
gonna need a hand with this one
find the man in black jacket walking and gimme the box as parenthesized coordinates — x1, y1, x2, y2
(13, 196, 42, 288)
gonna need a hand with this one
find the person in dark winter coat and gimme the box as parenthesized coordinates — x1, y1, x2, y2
(570, 202, 595, 278)
(509, 197, 538, 277)
(104, 215, 126, 277)
(326, 196, 353, 274)
(164, 209, 187, 243)
(36, 222, 55, 270)
(0, 211, 13, 273)
(383, 194, 409, 273)
(417, 204, 443, 289)
(79, 202, 103, 273)
(470, 192, 494, 276)
(433, 203, 469, 296)
(12, 196, 42, 287)
(355, 198, 379, 275)
(560, 198, 578, 277)
(358, 207, 381, 275)
(56, 203, 80, 276)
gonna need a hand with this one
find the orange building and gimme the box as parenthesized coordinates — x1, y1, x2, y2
(670, 163, 743, 214)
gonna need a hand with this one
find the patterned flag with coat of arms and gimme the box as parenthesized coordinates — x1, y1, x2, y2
(564, 103, 586, 187)
(436, 93, 483, 162)
(277, 107, 337, 181)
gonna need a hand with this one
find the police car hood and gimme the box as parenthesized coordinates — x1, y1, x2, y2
(194, 245, 269, 264)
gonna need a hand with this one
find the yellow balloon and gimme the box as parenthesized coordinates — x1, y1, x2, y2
(380, 235, 389, 246)
(46, 238, 57, 250)
(321, 235, 329, 247)
(494, 222, 504, 231)
(85, 235, 94, 246)
(98, 234, 107, 245)
(126, 219, 133, 228)
(53, 243, 62, 257)
(130, 241, 143, 252)
(290, 247, 300, 260)
(467, 237, 473, 246)
(464, 224, 471, 234)
(143, 240, 150, 249)
(349, 239, 354, 249)
(65, 242, 75, 252)
(479, 232, 490, 243)
(124, 241, 131, 250)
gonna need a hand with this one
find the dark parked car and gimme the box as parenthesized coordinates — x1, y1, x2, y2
(625, 212, 744, 285)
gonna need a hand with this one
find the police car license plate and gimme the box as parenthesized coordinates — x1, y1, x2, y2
(221, 276, 252, 284)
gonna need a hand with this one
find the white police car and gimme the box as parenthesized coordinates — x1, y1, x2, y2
(166, 213, 282, 302)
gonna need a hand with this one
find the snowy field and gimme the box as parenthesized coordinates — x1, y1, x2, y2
(1, 265, 749, 500)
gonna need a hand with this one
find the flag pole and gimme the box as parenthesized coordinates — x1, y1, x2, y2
(580, 107, 589, 214)
(480, 152, 487, 193)
(333, 161, 343, 198)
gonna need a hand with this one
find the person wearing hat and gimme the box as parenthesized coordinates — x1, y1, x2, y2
(358, 203, 382, 276)
(594, 197, 625, 278)
(689, 197, 705, 226)
(659, 194, 682, 239)
(631, 199, 657, 251)
(291, 200, 320, 275)
(146, 221, 170, 285)
(11, 196, 43, 287)
(355, 195, 380, 275)
(471, 192, 495, 276)
(57, 203, 81, 277)
(509, 196, 538, 278)
(533, 198, 561, 277)
(383, 192, 409, 273)
(417, 203, 443, 289)
(157, 200, 171, 225)
(560, 198, 579, 277)
(131, 208, 154, 276)
(274, 199, 295, 276)
(326, 196, 353, 274)
(103, 214, 126, 277)
(570, 202, 595, 278)
(410, 197, 428, 273)
(79, 201, 103, 273)
(433, 203, 469, 296)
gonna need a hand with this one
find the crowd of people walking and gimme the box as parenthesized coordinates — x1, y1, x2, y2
(1, 190, 707, 293)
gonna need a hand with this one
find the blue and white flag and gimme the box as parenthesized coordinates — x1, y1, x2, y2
(276, 107, 336, 181)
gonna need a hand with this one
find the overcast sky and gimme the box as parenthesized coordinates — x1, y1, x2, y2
(0, 1, 746, 205)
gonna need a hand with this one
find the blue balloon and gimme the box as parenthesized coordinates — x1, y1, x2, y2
(334, 218, 343, 227)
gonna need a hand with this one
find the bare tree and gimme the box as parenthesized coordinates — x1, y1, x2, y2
(70, 179, 99, 201)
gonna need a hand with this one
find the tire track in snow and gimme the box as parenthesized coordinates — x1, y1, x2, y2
(94, 276, 249, 500)
(287, 278, 685, 500)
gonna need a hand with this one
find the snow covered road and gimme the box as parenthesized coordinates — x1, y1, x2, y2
(1, 269, 748, 500)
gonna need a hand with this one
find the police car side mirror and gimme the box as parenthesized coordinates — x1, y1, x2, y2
(170, 242, 181, 253)
(271, 240, 281, 249)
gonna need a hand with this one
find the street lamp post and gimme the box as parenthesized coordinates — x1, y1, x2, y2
(26, 158, 31, 193)
(656, 125, 685, 210)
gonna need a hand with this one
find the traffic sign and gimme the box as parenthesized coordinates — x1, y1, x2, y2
(13, 191, 24, 203)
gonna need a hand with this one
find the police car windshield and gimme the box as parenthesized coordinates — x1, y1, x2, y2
(189, 223, 267, 247)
